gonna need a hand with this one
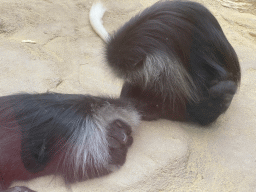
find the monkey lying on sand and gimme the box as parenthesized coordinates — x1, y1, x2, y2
(0, 93, 140, 192)
(90, 0, 241, 125)
(0, 1, 241, 191)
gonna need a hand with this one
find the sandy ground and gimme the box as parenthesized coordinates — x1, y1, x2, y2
(0, 0, 255, 191)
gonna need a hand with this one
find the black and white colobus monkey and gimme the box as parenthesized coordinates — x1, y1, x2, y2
(0, 93, 140, 192)
(90, 0, 241, 125)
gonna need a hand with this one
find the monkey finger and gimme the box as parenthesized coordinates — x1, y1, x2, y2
(209, 80, 237, 98)
(107, 119, 132, 145)
(109, 147, 128, 166)
(108, 134, 133, 148)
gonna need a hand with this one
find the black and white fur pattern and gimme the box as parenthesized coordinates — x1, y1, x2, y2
(0, 93, 140, 191)
(89, 0, 241, 125)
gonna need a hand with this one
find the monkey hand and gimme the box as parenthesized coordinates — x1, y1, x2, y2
(187, 80, 237, 125)
(107, 119, 133, 166)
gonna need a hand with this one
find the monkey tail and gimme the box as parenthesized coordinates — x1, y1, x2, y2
(89, 2, 109, 42)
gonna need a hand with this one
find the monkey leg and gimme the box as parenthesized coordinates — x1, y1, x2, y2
(186, 80, 237, 125)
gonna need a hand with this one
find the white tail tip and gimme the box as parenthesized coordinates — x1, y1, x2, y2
(89, 2, 109, 43)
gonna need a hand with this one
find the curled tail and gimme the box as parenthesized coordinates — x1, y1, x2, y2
(89, 2, 109, 42)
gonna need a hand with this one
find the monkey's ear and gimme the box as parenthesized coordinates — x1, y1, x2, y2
(133, 59, 144, 69)
(21, 137, 50, 173)
(136, 59, 144, 67)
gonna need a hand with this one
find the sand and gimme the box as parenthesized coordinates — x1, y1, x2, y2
(0, 0, 255, 191)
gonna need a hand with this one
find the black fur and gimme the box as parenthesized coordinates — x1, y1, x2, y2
(104, 0, 241, 125)
(0, 93, 140, 191)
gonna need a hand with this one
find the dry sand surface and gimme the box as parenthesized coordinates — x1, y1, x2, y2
(0, 0, 255, 191)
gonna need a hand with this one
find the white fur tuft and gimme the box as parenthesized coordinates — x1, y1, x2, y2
(89, 2, 109, 42)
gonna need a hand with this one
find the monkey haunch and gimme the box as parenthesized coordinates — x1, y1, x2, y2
(90, 1, 241, 125)
(0, 93, 140, 191)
